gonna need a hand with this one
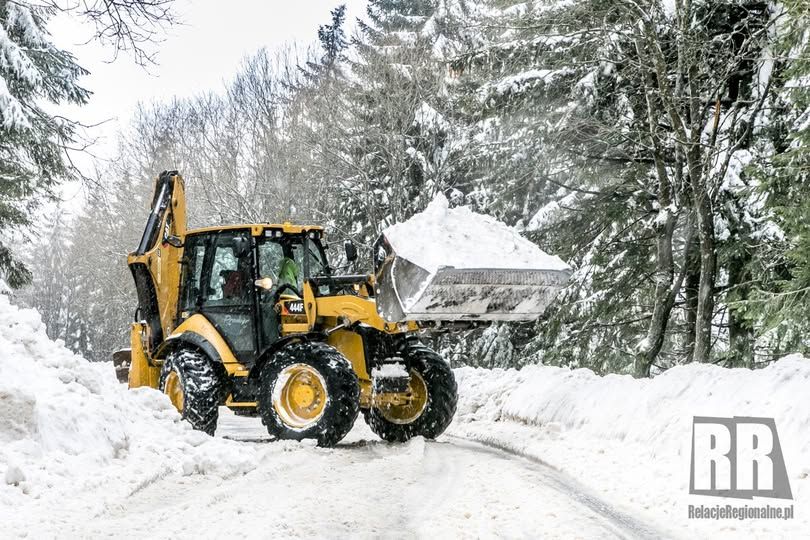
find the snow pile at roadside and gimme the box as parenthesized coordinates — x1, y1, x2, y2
(450, 359, 810, 537)
(0, 296, 255, 520)
(382, 193, 570, 274)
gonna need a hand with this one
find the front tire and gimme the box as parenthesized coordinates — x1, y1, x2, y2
(366, 340, 457, 443)
(258, 342, 360, 447)
(159, 348, 228, 435)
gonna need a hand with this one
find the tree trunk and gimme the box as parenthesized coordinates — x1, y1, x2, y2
(691, 187, 716, 363)
(635, 210, 696, 377)
(635, 209, 676, 378)
(728, 309, 753, 367)
(683, 235, 700, 360)
(633, 42, 682, 378)
(727, 250, 753, 367)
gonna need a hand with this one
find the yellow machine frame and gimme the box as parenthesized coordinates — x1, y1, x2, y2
(126, 172, 419, 411)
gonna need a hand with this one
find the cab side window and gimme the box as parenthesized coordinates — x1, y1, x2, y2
(179, 236, 207, 313)
(205, 233, 252, 305)
(199, 231, 255, 362)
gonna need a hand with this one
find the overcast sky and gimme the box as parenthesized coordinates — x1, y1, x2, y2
(50, 0, 367, 200)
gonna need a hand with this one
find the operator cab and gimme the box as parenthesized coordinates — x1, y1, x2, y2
(177, 225, 329, 365)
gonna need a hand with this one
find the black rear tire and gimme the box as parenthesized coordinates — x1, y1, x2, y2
(257, 341, 360, 447)
(159, 348, 229, 436)
(366, 340, 457, 443)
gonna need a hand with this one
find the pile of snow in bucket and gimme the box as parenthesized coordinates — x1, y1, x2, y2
(450, 360, 810, 536)
(0, 295, 255, 517)
(382, 194, 570, 275)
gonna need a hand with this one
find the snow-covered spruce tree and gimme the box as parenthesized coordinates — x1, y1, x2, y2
(444, 1, 578, 223)
(282, 5, 356, 246)
(445, 0, 663, 373)
(449, 0, 779, 374)
(65, 173, 148, 361)
(19, 207, 85, 350)
(0, 1, 89, 287)
(439, 1, 638, 370)
(308, 0, 470, 256)
(738, 0, 810, 361)
(299, 4, 348, 84)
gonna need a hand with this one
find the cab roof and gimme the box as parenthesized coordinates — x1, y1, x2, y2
(186, 222, 325, 237)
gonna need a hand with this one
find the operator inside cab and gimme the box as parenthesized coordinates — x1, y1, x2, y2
(216, 236, 252, 302)
(277, 256, 299, 294)
(222, 256, 251, 300)
(257, 237, 301, 300)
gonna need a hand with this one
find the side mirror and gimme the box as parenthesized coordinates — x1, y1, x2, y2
(344, 240, 358, 263)
(165, 235, 183, 248)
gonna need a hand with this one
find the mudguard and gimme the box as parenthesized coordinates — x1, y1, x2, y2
(154, 331, 223, 366)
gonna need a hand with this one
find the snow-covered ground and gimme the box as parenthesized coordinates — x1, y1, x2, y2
(2, 296, 808, 538)
(0, 296, 256, 532)
(450, 361, 810, 538)
(41, 413, 656, 539)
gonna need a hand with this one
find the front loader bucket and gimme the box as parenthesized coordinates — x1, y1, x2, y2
(374, 236, 571, 323)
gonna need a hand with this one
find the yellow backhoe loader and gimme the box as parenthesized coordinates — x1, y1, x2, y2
(118, 171, 570, 446)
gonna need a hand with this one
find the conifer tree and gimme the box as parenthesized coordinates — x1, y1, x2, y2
(0, 1, 89, 286)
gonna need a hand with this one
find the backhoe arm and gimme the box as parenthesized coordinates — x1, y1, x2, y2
(127, 171, 187, 353)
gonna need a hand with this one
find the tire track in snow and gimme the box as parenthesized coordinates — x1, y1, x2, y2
(65, 412, 667, 538)
(443, 435, 670, 540)
(221, 411, 666, 538)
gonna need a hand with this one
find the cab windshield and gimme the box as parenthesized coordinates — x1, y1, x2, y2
(257, 236, 327, 290)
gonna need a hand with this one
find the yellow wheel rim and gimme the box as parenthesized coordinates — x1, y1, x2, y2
(379, 371, 428, 425)
(164, 370, 184, 413)
(272, 364, 328, 429)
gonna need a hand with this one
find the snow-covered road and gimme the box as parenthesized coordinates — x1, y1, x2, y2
(52, 410, 664, 539)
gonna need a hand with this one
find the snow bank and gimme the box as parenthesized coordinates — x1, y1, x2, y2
(0, 296, 255, 523)
(383, 193, 570, 274)
(450, 359, 810, 537)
